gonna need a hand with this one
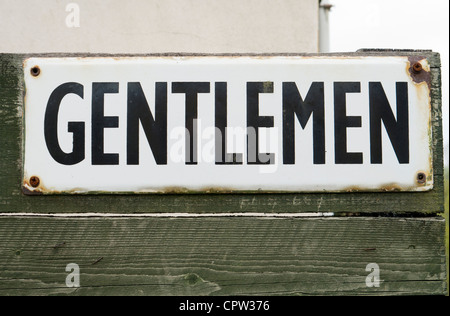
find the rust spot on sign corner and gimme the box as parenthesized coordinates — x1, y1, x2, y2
(30, 66, 40, 77)
(416, 172, 427, 184)
(407, 56, 431, 89)
(22, 176, 45, 195)
(412, 62, 423, 73)
(22, 185, 43, 196)
(416, 171, 432, 187)
(29, 176, 40, 187)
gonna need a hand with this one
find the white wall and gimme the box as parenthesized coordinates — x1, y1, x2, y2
(0, 0, 319, 54)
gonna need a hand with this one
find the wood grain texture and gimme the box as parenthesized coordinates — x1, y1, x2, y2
(0, 51, 445, 214)
(0, 216, 446, 296)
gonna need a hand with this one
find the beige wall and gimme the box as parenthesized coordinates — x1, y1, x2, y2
(0, 0, 319, 54)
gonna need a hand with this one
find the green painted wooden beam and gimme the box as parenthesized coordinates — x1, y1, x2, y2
(0, 217, 446, 296)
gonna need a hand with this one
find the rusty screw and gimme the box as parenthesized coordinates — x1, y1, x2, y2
(30, 66, 40, 77)
(29, 176, 40, 188)
(412, 62, 423, 74)
(417, 172, 426, 184)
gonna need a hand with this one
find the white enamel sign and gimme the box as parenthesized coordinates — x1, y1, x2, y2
(23, 56, 433, 194)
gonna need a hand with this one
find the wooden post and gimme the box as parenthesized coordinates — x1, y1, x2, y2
(0, 51, 446, 295)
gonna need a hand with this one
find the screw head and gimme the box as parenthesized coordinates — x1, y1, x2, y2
(412, 62, 423, 74)
(29, 176, 40, 188)
(30, 66, 40, 77)
(417, 172, 426, 184)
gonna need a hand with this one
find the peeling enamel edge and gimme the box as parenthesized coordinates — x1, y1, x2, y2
(0, 212, 334, 218)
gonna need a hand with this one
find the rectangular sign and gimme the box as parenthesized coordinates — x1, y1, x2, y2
(23, 56, 433, 194)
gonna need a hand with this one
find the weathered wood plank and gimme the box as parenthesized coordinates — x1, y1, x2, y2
(0, 217, 446, 295)
(0, 52, 444, 215)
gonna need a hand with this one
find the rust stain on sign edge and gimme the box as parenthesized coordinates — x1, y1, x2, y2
(22, 182, 434, 196)
(406, 56, 434, 192)
(407, 56, 432, 89)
